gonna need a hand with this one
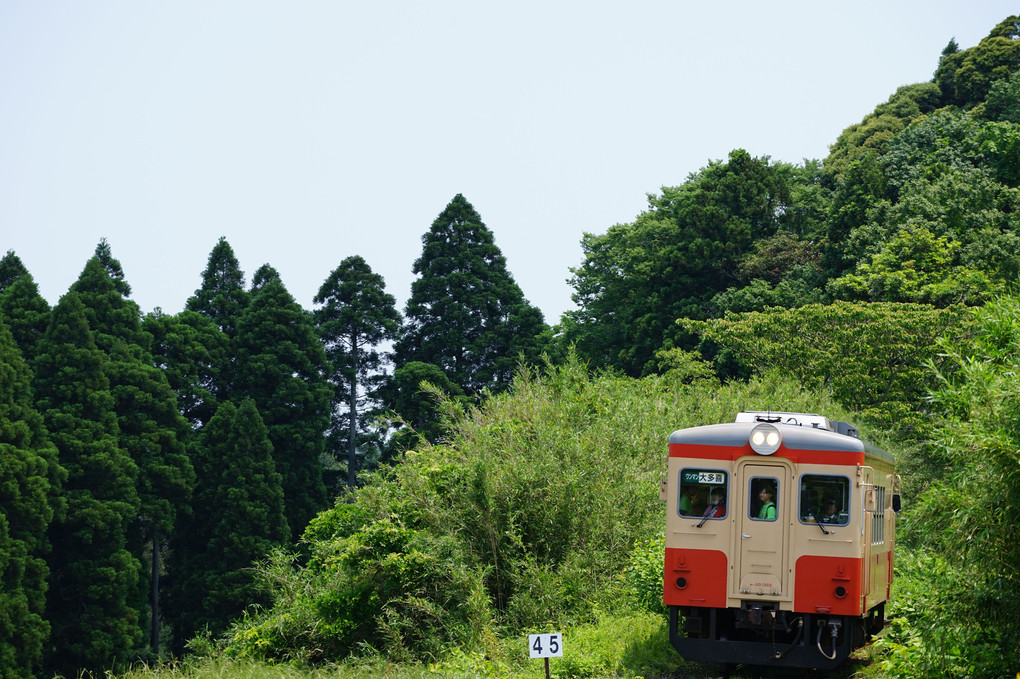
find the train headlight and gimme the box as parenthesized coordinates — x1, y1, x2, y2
(749, 424, 782, 455)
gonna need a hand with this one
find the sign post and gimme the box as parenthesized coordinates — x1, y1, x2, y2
(528, 633, 563, 679)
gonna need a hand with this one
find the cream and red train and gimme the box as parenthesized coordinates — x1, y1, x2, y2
(661, 411, 900, 669)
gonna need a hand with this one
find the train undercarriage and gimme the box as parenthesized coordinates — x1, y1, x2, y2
(668, 603, 884, 669)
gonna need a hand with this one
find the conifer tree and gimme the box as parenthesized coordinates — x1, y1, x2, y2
(0, 249, 26, 290)
(92, 238, 132, 297)
(234, 265, 331, 537)
(0, 251, 51, 364)
(313, 256, 401, 487)
(165, 398, 287, 648)
(395, 194, 548, 398)
(186, 237, 250, 337)
(33, 292, 142, 675)
(0, 318, 64, 678)
(185, 237, 249, 400)
(71, 247, 195, 655)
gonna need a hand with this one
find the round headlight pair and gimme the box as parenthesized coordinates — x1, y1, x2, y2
(749, 423, 782, 455)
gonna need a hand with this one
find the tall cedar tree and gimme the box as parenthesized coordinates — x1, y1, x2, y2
(0, 251, 51, 365)
(0, 250, 25, 289)
(185, 237, 249, 399)
(71, 245, 195, 655)
(395, 194, 548, 398)
(33, 292, 142, 675)
(234, 265, 330, 537)
(165, 398, 287, 649)
(313, 256, 401, 488)
(0, 318, 64, 678)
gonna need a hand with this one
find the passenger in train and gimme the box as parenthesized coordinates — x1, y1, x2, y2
(702, 487, 726, 518)
(679, 484, 698, 516)
(757, 485, 776, 520)
(819, 498, 840, 523)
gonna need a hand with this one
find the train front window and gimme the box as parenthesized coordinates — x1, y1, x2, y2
(678, 469, 728, 519)
(749, 477, 779, 521)
(799, 475, 850, 526)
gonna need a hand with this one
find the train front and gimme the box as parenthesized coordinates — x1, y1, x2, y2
(661, 412, 895, 669)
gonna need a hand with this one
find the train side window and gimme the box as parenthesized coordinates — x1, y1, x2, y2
(678, 469, 728, 519)
(872, 486, 886, 544)
(799, 475, 850, 526)
(749, 477, 778, 521)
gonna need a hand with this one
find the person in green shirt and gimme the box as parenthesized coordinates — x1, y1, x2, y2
(678, 485, 698, 516)
(757, 485, 776, 520)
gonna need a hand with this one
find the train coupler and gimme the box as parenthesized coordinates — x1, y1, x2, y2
(735, 603, 792, 633)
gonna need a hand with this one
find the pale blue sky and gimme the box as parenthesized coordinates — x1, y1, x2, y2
(2, 2, 1016, 324)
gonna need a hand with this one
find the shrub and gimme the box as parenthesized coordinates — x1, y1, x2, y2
(227, 520, 492, 663)
(625, 536, 667, 615)
(871, 550, 1009, 678)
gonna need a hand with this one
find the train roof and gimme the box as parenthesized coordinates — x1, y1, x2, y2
(734, 411, 836, 430)
(670, 411, 895, 464)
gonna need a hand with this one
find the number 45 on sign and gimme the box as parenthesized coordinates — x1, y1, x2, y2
(529, 633, 563, 658)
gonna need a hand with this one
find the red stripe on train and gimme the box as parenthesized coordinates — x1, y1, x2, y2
(669, 443, 865, 466)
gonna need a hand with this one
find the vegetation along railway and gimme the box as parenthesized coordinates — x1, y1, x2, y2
(661, 411, 899, 669)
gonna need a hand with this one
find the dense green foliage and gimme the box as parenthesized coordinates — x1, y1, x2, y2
(874, 297, 1020, 676)
(562, 18, 1020, 380)
(934, 16, 1020, 109)
(72, 246, 196, 655)
(144, 309, 227, 429)
(185, 237, 251, 410)
(234, 265, 331, 539)
(0, 319, 62, 679)
(385, 360, 467, 446)
(824, 83, 943, 184)
(827, 110, 1020, 303)
(983, 65, 1020, 124)
(562, 149, 804, 376)
(0, 253, 51, 366)
(681, 302, 975, 436)
(185, 238, 251, 343)
(33, 292, 143, 675)
(166, 398, 288, 652)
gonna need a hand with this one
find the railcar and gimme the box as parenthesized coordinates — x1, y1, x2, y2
(661, 411, 900, 669)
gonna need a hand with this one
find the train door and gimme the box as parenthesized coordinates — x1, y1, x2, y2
(735, 462, 790, 597)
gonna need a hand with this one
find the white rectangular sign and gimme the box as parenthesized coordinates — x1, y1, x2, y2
(528, 633, 563, 658)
